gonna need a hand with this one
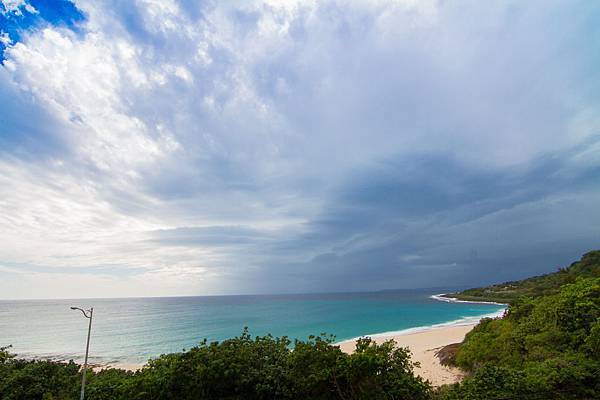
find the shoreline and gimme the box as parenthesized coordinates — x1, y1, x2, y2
(430, 293, 508, 306)
(337, 306, 505, 343)
(338, 323, 477, 386)
(337, 294, 507, 386)
(110, 294, 507, 380)
(336, 292, 506, 343)
(14, 293, 508, 380)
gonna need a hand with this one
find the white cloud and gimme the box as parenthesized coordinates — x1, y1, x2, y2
(136, 0, 184, 34)
(0, 31, 11, 45)
(1, 0, 37, 16)
(5, 28, 183, 172)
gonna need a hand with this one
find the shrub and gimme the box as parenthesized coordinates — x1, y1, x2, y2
(0, 331, 431, 400)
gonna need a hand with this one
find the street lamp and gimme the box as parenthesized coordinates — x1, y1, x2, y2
(71, 306, 93, 400)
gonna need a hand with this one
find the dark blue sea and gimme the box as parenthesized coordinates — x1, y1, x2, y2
(0, 289, 504, 366)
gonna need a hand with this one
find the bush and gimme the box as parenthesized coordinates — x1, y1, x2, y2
(0, 347, 80, 400)
(0, 331, 431, 400)
(440, 278, 600, 400)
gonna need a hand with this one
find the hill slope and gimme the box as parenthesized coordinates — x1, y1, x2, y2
(435, 251, 600, 399)
(444, 250, 600, 304)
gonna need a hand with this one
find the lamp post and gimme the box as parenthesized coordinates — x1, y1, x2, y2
(71, 306, 93, 400)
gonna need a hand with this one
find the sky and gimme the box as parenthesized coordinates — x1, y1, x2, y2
(0, 0, 599, 299)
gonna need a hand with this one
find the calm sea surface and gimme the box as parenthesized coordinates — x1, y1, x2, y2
(0, 289, 504, 365)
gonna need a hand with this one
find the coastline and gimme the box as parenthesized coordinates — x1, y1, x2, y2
(430, 293, 508, 306)
(97, 310, 506, 374)
(338, 323, 475, 386)
(14, 293, 508, 380)
(337, 294, 507, 386)
(339, 306, 505, 341)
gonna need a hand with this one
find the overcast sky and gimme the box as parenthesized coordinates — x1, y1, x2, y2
(1, 0, 599, 299)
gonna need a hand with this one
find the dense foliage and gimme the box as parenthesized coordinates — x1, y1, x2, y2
(445, 250, 600, 303)
(435, 277, 600, 400)
(0, 332, 431, 400)
(0, 346, 80, 400)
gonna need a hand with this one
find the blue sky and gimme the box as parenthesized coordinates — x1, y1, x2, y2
(0, 0, 599, 299)
(0, 0, 84, 58)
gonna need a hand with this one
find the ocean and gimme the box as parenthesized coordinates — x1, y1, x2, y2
(0, 289, 505, 366)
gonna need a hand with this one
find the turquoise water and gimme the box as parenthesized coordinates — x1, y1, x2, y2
(0, 289, 504, 365)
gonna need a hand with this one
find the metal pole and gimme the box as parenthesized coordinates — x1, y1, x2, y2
(71, 307, 93, 400)
(80, 307, 93, 400)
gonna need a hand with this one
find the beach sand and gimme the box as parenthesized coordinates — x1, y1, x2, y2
(338, 323, 476, 387)
(93, 362, 143, 372)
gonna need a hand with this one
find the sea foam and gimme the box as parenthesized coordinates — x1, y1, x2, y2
(340, 294, 507, 343)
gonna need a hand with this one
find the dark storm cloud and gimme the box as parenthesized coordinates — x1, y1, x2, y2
(242, 146, 600, 293)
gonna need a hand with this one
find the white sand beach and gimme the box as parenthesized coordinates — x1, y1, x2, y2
(338, 323, 477, 387)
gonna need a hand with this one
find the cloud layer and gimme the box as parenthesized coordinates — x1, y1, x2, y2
(1, 0, 599, 298)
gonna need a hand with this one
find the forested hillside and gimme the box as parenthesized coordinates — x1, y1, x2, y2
(435, 251, 600, 399)
(444, 250, 600, 304)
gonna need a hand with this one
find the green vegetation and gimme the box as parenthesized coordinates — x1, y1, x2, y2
(434, 252, 600, 400)
(444, 250, 600, 304)
(0, 346, 81, 400)
(0, 332, 430, 400)
(2, 251, 598, 399)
